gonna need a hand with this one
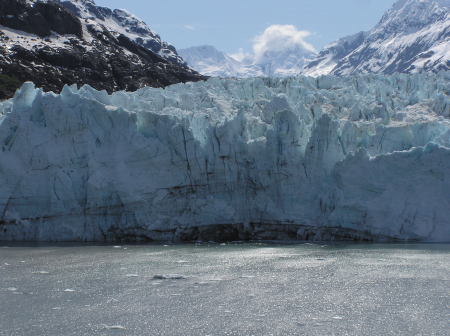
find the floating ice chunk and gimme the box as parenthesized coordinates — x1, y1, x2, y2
(152, 274, 187, 280)
(193, 281, 208, 286)
(101, 325, 126, 330)
(7, 287, 17, 291)
(204, 278, 225, 282)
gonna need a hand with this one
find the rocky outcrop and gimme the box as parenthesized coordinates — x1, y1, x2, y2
(0, 0, 205, 100)
(0, 0, 82, 38)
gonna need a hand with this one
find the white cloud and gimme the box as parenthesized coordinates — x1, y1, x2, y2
(184, 24, 196, 31)
(230, 25, 316, 63)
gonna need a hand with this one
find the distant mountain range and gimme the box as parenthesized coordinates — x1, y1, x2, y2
(0, 0, 204, 99)
(179, 45, 263, 78)
(179, 44, 315, 78)
(181, 0, 449, 78)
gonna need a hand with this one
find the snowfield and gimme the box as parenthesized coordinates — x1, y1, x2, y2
(0, 72, 449, 242)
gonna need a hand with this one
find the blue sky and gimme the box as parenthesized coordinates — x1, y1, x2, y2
(95, 0, 396, 54)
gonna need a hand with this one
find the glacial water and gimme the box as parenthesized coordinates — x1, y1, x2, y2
(0, 243, 449, 336)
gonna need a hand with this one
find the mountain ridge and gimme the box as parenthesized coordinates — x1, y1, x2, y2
(179, 44, 315, 78)
(304, 0, 450, 76)
(0, 0, 205, 99)
(179, 45, 263, 78)
(181, 0, 449, 78)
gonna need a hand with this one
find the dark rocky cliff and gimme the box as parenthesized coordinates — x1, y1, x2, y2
(0, 0, 206, 100)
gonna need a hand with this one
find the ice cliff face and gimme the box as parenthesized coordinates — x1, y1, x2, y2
(0, 73, 449, 242)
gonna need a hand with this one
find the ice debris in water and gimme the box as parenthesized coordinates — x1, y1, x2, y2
(152, 274, 187, 280)
(0, 73, 449, 243)
(125, 274, 139, 278)
(101, 325, 126, 330)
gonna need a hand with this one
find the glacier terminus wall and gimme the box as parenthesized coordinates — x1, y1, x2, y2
(0, 73, 449, 242)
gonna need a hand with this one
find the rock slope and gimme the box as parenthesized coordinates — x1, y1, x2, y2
(0, 0, 204, 100)
(304, 0, 450, 76)
(0, 73, 449, 242)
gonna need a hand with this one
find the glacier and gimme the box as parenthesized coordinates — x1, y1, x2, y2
(0, 72, 449, 242)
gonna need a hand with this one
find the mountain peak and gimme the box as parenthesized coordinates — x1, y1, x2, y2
(180, 44, 317, 78)
(179, 45, 262, 78)
(0, 0, 204, 99)
(378, 0, 449, 32)
(304, 0, 449, 76)
(391, 0, 450, 10)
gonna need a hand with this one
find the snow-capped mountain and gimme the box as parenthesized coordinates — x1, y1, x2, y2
(304, 0, 450, 76)
(180, 44, 315, 78)
(53, 0, 185, 65)
(255, 44, 314, 77)
(0, 0, 204, 99)
(183, 0, 448, 78)
(179, 45, 263, 77)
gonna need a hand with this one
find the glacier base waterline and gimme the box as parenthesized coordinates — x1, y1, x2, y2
(0, 73, 449, 242)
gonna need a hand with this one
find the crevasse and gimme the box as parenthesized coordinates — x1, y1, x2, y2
(0, 73, 449, 242)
